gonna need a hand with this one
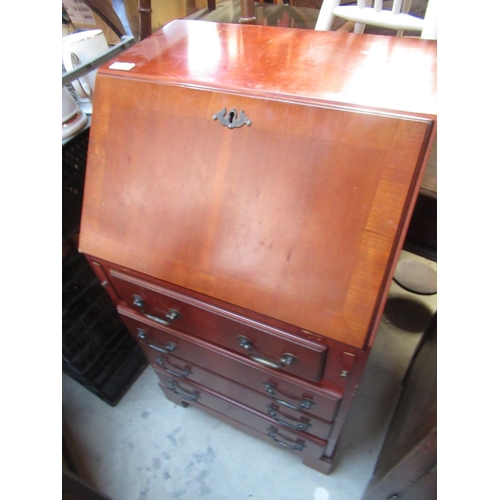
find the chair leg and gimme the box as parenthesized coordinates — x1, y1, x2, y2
(315, 0, 342, 31)
(421, 0, 437, 39)
(354, 21, 366, 34)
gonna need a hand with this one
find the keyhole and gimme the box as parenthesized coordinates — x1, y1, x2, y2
(228, 111, 236, 123)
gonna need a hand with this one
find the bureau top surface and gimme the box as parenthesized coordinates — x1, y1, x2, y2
(100, 19, 436, 117)
(80, 20, 437, 350)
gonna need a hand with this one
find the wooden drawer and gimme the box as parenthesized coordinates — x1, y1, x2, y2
(110, 269, 327, 383)
(159, 376, 327, 459)
(119, 305, 342, 422)
(152, 359, 334, 440)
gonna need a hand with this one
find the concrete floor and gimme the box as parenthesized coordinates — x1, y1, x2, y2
(62, 250, 437, 500)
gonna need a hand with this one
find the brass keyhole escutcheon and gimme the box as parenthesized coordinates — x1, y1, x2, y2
(213, 107, 252, 129)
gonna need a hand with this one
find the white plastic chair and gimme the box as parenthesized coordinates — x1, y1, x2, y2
(315, 0, 437, 40)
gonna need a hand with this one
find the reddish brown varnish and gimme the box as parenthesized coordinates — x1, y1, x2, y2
(79, 20, 436, 473)
(80, 20, 436, 349)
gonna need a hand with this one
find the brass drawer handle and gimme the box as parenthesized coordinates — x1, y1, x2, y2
(132, 294, 181, 326)
(237, 336, 297, 370)
(155, 356, 191, 378)
(166, 381, 200, 402)
(267, 427, 305, 451)
(267, 405, 311, 432)
(263, 383, 315, 411)
(137, 329, 177, 354)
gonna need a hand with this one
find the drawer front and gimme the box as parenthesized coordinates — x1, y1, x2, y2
(110, 269, 327, 382)
(119, 305, 341, 422)
(159, 376, 327, 459)
(152, 360, 334, 440)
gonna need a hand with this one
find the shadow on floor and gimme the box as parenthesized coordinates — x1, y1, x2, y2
(383, 297, 434, 333)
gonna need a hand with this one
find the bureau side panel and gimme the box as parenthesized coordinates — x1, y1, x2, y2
(80, 77, 433, 348)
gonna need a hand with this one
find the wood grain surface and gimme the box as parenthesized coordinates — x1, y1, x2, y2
(95, 20, 436, 115)
(79, 20, 436, 349)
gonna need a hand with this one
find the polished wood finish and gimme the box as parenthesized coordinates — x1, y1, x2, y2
(159, 376, 327, 457)
(80, 21, 436, 473)
(160, 379, 334, 472)
(87, 255, 327, 341)
(153, 363, 335, 439)
(90, 20, 436, 115)
(80, 22, 436, 349)
(88, 255, 366, 389)
(118, 305, 342, 422)
(109, 267, 327, 382)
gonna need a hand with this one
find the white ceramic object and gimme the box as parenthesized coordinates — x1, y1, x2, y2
(62, 29, 109, 103)
(62, 86, 88, 140)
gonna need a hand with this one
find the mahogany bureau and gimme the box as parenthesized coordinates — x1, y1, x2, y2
(79, 20, 436, 474)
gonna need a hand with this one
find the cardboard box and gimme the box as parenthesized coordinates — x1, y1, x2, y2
(63, 0, 122, 45)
